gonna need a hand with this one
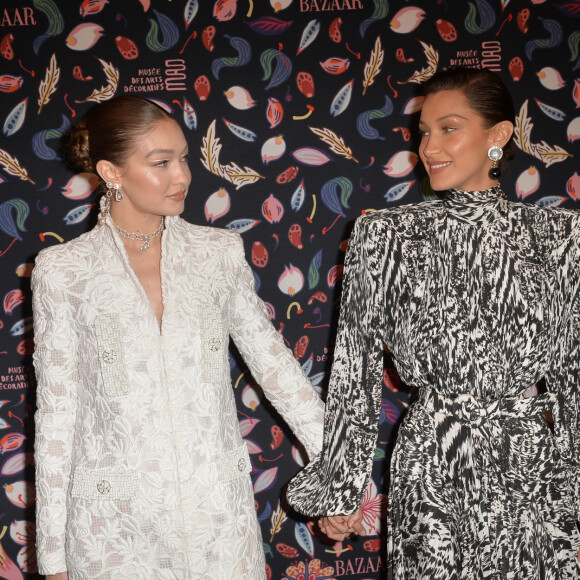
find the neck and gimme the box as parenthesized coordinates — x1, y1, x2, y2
(109, 206, 164, 233)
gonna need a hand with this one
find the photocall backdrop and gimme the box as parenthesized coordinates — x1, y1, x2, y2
(0, 0, 578, 578)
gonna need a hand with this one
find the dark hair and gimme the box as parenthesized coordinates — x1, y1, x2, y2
(65, 95, 174, 175)
(422, 67, 515, 168)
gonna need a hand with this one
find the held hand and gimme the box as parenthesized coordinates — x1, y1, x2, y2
(318, 508, 365, 541)
(47, 574, 68, 580)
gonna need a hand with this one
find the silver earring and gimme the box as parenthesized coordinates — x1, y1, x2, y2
(114, 183, 123, 202)
(488, 146, 503, 180)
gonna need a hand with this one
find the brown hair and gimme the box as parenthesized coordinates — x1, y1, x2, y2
(422, 67, 515, 168)
(65, 95, 174, 175)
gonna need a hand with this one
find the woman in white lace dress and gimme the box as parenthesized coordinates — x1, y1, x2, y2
(32, 95, 324, 580)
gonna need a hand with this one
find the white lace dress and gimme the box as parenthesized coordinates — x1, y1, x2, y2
(32, 210, 324, 579)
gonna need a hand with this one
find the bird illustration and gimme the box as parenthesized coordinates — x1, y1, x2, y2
(224, 85, 256, 110)
(204, 188, 231, 222)
(537, 67, 566, 91)
(261, 135, 286, 165)
(66, 23, 105, 51)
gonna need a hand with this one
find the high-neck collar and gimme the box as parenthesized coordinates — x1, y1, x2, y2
(442, 185, 506, 226)
(444, 185, 506, 205)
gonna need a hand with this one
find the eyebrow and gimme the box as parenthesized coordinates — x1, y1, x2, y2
(145, 147, 189, 158)
(419, 113, 469, 125)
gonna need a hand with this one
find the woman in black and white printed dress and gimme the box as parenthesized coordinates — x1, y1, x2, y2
(286, 67, 580, 579)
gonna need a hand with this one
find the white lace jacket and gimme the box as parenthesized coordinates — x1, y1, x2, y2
(32, 213, 324, 579)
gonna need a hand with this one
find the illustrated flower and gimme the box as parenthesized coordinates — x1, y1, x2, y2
(282, 558, 336, 580)
(359, 478, 387, 535)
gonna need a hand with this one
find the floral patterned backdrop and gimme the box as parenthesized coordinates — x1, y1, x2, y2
(0, 0, 578, 577)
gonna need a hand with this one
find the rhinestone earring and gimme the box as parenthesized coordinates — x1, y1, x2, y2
(114, 183, 123, 202)
(99, 182, 113, 225)
(488, 145, 503, 180)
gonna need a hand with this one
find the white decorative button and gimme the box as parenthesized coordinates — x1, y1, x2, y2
(237, 458, 245, 471)
(101, 350, 117, 364)
(96, 480, 111, 494)
(208, 338, 222, 352)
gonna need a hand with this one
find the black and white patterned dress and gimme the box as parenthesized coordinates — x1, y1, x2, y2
(287, 186, 580, 579)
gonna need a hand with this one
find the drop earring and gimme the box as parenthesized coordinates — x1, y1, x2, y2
(488, 146, 503, 181)
(114, 183, 123, 202)
(99, 182, 113, 225)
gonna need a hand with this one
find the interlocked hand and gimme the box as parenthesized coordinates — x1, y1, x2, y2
(318, 507, 365, 541)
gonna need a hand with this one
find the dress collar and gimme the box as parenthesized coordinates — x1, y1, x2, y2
(443, 185, 506, 225)
(444, 185, 506, 204)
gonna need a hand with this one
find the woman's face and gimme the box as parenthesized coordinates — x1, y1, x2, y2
(418, 89, 497, 192)
(116, 118, 191, 218)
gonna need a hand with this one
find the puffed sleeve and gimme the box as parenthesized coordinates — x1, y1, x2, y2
(546, 228, 580, 524)
(228, 234, 325, 460)
(286, 215, 388, 517)
(32, 252, 80, 576)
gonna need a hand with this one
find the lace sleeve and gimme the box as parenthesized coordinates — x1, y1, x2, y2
(32, 252, 80, 576)
(228, 235, 325, 460)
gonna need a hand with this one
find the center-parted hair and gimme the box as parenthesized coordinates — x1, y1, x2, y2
(65, 95, 174, 176)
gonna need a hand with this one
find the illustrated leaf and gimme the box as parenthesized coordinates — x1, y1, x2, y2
(514, 100, 534, 156)
(330, 79, 353, 117)
(297, 19, 320, 55)
(33, 0, 65, 56)
(360, 0, 389, 38)
(269, 501, 287, 542)
(534, 142, 573, 167)
(362, 35, 384, 95)
(239, 417, 260, 437)
(309, 126, 358, 163)
(398, 41, 439, 85)
(245, 17, 293, 35)
(184, 0, 199, 28)
(0, 199, 30, 240)
(224, 161, 265, 189)
(201, 120, 265, 189)
(514, 100, 572, 167)
(295, 522, 314, 557)
(257, 502, 273, 523)
(222, 118, 257, 142)
(321, 178, 347, 216)
(200, 119, 225, 178)
(38, 53, 60, 114)
(75, 58, 119, 104)
(0, 148, 35, 184)
(307, 249, 323, 290)
(292, 147, 333, 166)
(290, 180, 305, 211)
(3, 99, 27, 137)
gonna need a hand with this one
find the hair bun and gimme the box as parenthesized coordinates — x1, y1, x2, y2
(64, 119, 94, 173)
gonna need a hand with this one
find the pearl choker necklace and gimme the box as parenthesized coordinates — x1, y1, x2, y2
(116, 217, 165, 252)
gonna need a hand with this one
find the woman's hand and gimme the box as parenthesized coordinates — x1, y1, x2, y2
(318, 508, 365, 541)
(46, 573, 68, 580)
